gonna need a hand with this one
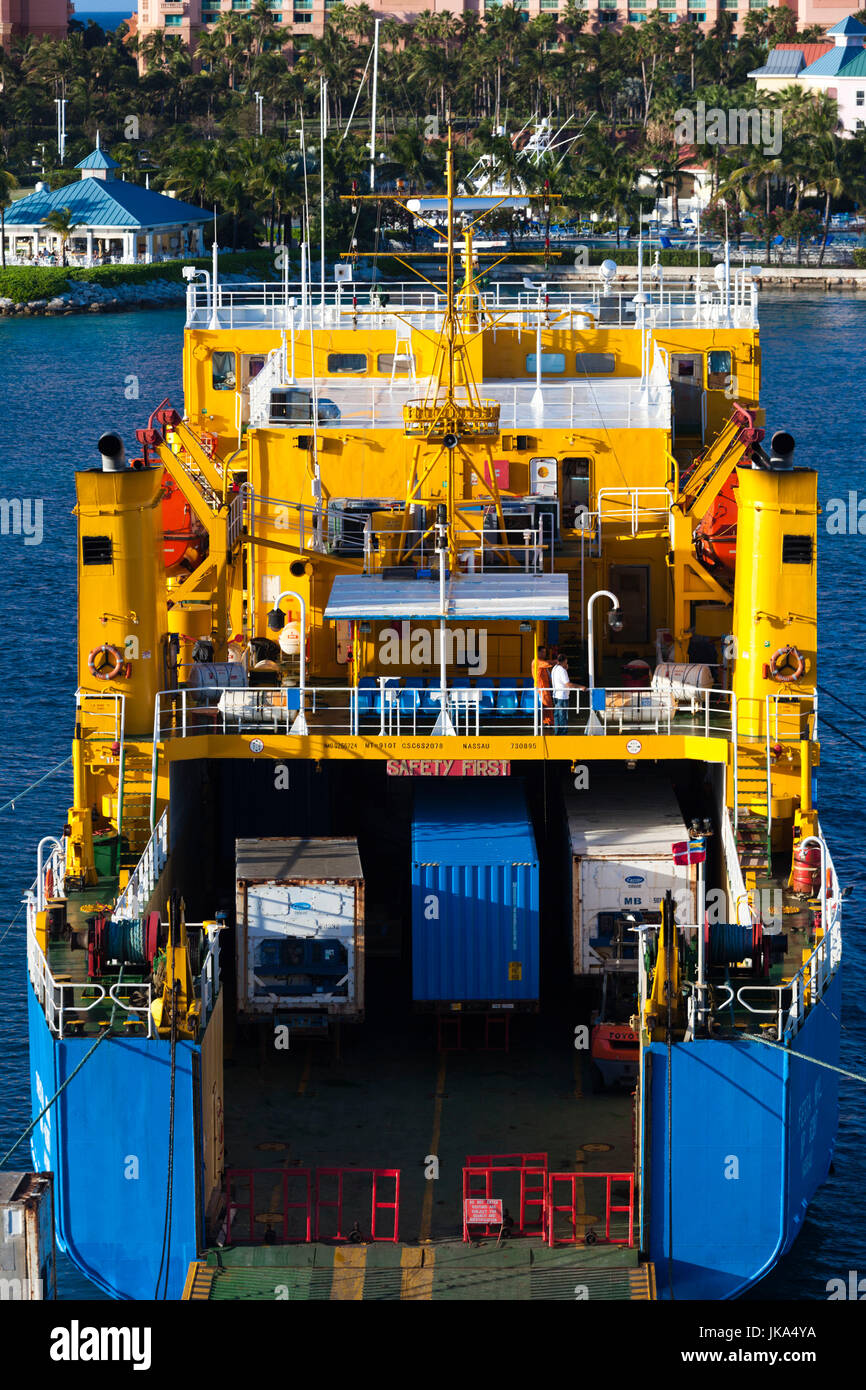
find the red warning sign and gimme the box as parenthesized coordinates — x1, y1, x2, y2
(464, 1198, 504, 1225)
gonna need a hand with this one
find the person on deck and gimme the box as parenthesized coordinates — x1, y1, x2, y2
(551, 655, 583, 735)
(531, 645, 554, 729)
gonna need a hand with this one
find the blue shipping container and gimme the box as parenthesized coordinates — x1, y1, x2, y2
(411, 783, 540, 1004)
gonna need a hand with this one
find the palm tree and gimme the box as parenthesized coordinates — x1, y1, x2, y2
(41, 206, 80, 265)
(0, 168, 19, 269)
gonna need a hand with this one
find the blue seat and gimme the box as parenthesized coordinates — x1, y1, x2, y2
(375, 676, 399, 714)
(476, 677, 495, 712)
(519, 677, 536, 713)
(496, 680, 519, 717)
(400, 676, 425, 715)
(451, 676, 471, 693)
(357, 676, 377, 716)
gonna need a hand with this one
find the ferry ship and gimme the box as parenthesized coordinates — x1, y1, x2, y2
(24, 142, 842, 1302)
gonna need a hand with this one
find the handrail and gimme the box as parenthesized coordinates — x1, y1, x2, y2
(113, 808, 168, 921)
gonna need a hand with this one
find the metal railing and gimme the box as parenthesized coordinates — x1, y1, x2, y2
(75, 688, 126, 745)
(112, 809, 169, 921)
(184, 276, 759, 333)
(247, 374, 670, 433)
(27, 924, 155, 1040)
(153, 682, 737, 742)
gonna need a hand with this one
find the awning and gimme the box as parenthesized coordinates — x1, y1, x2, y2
(324, 573, 570, 622)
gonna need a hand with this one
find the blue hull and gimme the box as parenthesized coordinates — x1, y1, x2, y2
(27, 983, 201, 1301)
(644, 971, 841, 1299)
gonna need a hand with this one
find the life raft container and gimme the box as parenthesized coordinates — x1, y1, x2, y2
(695, 470, 738, 573)
(88, 644, 124, 680)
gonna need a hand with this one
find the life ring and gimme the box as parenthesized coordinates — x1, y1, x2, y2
(769, 645, 805, 683)
(88, 644, 124, 680)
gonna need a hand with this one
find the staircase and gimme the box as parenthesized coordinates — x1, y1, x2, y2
(734, 752, 770, 870)
(119, 749, 154, 869)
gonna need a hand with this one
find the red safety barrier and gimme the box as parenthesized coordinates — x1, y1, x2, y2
(225, 1167, 312, 1245)
(462, 1159, 548, 1240)
(314, 1168, 401, 1243)
(546, 1172, 635, 1248)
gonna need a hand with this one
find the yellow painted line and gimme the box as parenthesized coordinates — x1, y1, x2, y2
(419, 1052, 447, 1243)
(400, 1246, 435, 1301)
(330, 1246, 367, 1300)
(297, 1045, 312, 1096)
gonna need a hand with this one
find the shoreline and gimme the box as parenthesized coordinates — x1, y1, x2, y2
(2, 263, 866, 318)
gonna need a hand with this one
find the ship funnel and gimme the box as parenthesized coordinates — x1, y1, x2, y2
(97, 432, 127, 472)
(769, 430, 795, 470)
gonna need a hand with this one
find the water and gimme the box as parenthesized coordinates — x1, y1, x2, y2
(0, 310, 184, 1298)
(0, 300, 863, 1301)
(71, 9, 133, 30)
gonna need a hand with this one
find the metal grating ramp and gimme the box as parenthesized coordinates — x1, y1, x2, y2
(530, 1262, 655, 1301)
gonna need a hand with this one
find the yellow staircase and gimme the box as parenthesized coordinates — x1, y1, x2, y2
(120, 748, 154, 868)
(734, 749, 770, 870)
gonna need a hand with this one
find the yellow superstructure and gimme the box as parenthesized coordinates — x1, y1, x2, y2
(67, 156, 819, 972)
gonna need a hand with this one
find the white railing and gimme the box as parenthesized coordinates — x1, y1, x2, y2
(154, 682, 737, 742)
(112, 809, 169, 921)
(251, 374, 670, 433)
(184, 276, 759, 333)
(721, 808, 753, 928)
(248, 338, 288, 426)
(27, 921, 155, 1040)
(75, 688, 126, 745)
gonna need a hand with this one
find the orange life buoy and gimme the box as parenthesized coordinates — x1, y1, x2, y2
(769, 645, 805, 683)
(88, 644, 124, 680)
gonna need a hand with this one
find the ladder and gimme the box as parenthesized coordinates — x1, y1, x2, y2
(390, 327, 416, 386)
(119, 748, 155, 867)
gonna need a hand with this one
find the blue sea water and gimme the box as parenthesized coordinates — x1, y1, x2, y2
(71, 10, 133, 30)
(0, 299, 863, 1301)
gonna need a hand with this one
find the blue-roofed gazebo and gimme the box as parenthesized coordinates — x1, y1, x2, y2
(2, 139, 210, 268)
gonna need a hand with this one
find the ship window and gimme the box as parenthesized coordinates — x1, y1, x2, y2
(525, 352, 565, 374)
(212, 351, 236, 390)
(707, 350, 732, 389)
(782, 534, 813, 565)
(328, 353, 367, 374)
(575, 353, 616, 374)
(377, 352, 416, 375)
(561, 457, 591, 525)
(82, 535, 112, 566)
(270, 388, 314, 424)
(246, 355, 266, 381)
(675, 359, 695, 377)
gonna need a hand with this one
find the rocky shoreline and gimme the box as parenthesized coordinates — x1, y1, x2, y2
(0, 271, 274, 316)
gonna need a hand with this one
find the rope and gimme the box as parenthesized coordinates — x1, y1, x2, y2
(818, 714, 866, 756)
(0, 972, 122, 1169)
(742, 1031, 866, 1085)
(816, 683, 861, 720)
(0, 898, 27, 950)
(154, 977, 179, 1300)
(0, 755, 72, 816)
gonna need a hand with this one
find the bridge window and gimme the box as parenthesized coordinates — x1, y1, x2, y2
(328, 352, 367, 374)
(707, 350, 732, 390)
(575, 352, 615, 374)
(212, 351, 236, 390)
(525, 352, 565, 374)
(377, 352, 416, 375)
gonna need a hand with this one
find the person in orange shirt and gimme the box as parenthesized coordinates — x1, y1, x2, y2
(531, 645, 554, 729)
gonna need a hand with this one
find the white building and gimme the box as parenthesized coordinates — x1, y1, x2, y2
(3, 140, 209, 266)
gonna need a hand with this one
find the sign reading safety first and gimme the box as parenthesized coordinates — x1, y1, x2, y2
(387, 759, 511, 777)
